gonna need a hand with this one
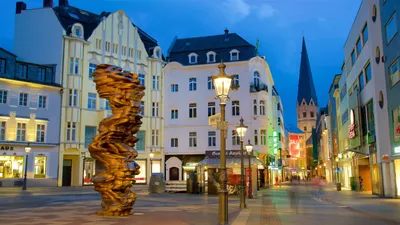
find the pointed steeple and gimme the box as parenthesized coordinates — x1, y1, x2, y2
(297, 37, 318, 106)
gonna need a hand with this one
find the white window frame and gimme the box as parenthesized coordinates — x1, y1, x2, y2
(253, 71, 260, 86)
(259, 100, 265, 115)
(0, 90, 8, 104)
(207, 76, 214, 90)
(88, 93, 97, 110)
(171, 109, 178, 119)
(152, 76, 160, 90)
(254, 129, 258, 145)
(19, 92, 28, 106)
(232, 100, 240, 116)
(208, 102, 216, 117)
(207, 51, 216, 63)
(208, 131, 216, 147)
(171, 138, 178, 147)
(189, 77, 197, 91)
(0, 121, 6, 141)
(16, 122, 26, 142)
(261, 129, 267, 145)
(233, 74, 239, 86)
(151, 130, 159, 146)
(139, 74, 145, 86)
(139, 101, 144, 116)
(38, 95, 47, 109)
(89, 63, 97, 80)
(189, 132, 197, 147)
(189, 103, 197, 118)
(230, 49, 239, 61)
(152, 102, 159, 117)
(68, 89, 78, 107)
(232, 130, 240, 146)
(36, 124, 46, 143)
(67, 122, 76, 142)
(188, 53, 198, 64)
(253, 99, 257, 115)
(171, 84, 178, 92)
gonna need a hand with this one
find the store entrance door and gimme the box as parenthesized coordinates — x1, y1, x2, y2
(62, 159, 72, 186)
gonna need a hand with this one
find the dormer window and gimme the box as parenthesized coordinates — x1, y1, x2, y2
(230, 49, 239, 61)
(72, 24, 83, 38)
(189, 53, 198, 64)
(207, 51, 216, 63)
(154, 46, 162, 59)
(75, 27, 81, 37)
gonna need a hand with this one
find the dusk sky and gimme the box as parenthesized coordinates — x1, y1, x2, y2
(0, 0, 361, 127)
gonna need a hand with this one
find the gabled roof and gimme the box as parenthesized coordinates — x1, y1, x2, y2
(170, 32, 253, 53)
(53, 5, 110, 40)
(168, 30, 256, 65)
(297, 37, 318, 106)
(52, 5, 160, 57)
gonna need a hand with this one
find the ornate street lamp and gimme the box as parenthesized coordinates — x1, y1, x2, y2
(236, 117, 248, 209)
(23, 143, 31, 190)
(149, 151, 154, 175)
(245, 140, 253, 199)
(213, 61, 232, 225)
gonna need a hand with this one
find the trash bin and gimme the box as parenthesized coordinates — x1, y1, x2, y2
(350, 177, 357, 191)
(336, 183, 341, 191)
(148, 173, 165, 194)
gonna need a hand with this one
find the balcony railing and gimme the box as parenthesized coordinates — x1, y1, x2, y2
(250, 82, 268, 93)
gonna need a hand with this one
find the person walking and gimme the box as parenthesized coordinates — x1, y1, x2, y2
(359, 176, 364, 192)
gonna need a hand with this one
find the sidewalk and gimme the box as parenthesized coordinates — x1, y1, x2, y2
(0, 185, 149, 197)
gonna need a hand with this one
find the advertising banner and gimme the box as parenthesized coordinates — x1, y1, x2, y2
(289, 134, 300, 158)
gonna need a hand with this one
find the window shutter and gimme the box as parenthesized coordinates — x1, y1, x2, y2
(29, 93, 38, 109)
(99, 98, 105, 110)
(8, 91, 18, 107)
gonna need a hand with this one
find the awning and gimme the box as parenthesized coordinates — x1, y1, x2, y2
(198, 157, 265, 168)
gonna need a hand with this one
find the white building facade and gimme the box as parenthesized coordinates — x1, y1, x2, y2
(164, 30, 280, 187)
(339, 0, 391, 195)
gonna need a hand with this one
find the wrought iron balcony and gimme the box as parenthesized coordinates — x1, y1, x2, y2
(250, 82, 268, 93)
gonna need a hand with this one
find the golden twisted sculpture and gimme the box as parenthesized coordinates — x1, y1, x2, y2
(88, 64, 145, 216)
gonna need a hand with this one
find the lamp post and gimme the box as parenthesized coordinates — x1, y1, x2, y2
(213, 61, 232, 225)
(23, 143, 31, 190)
(149, 151, 154, 175)
(245, 140, 253, 199)
(236, 117, 248, 209)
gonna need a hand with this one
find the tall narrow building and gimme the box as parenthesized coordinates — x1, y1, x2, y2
(297, 37, 318, 140)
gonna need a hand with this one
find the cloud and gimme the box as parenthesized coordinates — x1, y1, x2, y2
(222, 0, 251, 23)
(220, 0, 277, 23)
(256, 4, 277, 19)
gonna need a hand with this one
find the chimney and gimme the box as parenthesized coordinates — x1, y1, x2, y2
(43, 0, 53, 8)
(59, 0, 69, 6)
(224, 28, 229, 41)
(16, 1, 27, 14)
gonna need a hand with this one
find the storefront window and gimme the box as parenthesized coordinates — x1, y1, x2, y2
(393, 106, 400, 142)
(83, 159, 96, 185)
(395, 159, 400, 196)
(34, 156, 46, 178)
(136, 160, 146, 184)
(0, 156, 24, 178)
(152, 160, 161, 173)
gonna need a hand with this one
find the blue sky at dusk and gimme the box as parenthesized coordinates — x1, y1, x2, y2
(0, 0, 361, 127)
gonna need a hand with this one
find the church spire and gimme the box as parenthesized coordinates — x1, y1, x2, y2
(297, 37, 318, 106)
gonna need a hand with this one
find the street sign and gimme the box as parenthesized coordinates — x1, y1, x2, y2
(208, 113, 221, 127)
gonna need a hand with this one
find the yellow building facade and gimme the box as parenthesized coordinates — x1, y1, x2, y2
(56, 9, 165, 186)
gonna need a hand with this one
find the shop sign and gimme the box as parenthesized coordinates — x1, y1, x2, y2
(206, 150, 241, 158)
(348, 109, 356, 139)
(394, 122, 400, 139)
(382, 154, 390, 162)
(289, 135, 300, 157)
(0, 146, 14, 151)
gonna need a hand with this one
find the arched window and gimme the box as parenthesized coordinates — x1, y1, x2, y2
(253, 99, 257, 115)
(259, 100, 265, 115)
(232, 130, 240, 146)
(253, 71, 260, 86)
(207, 51, 216, 63)
(188, 53, 198, 64)
(232, 100, 240, 116)
(230, 49, 239, 61)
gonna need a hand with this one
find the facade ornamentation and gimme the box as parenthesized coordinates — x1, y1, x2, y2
(89, 64, 145, 216)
